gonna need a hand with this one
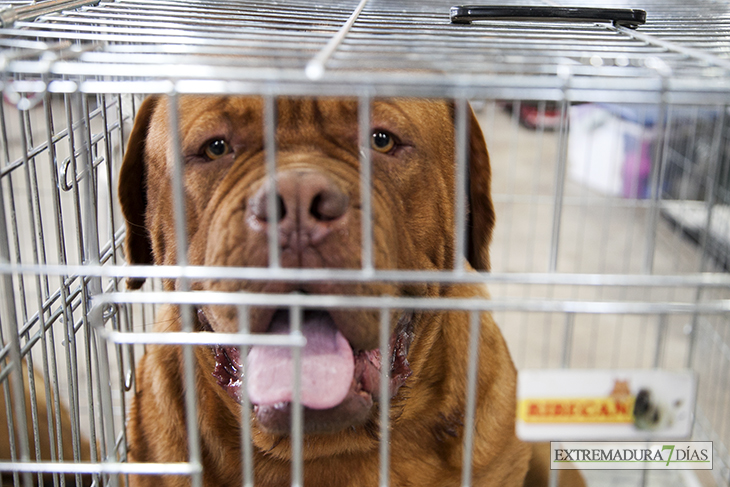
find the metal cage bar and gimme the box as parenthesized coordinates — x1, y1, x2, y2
(0, 1, 729, 486)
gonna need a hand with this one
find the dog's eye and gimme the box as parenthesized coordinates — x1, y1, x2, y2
(371, 130, 396, 154)
(204, 139, 229, 160)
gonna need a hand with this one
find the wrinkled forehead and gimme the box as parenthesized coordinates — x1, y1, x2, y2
(150, 96, 453, 137)
(149, 96, 265, 133)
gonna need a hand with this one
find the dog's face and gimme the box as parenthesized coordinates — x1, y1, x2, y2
(119, 96, 494, 452)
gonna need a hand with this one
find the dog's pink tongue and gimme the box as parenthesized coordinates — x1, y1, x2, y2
(247, 312, 354, 410)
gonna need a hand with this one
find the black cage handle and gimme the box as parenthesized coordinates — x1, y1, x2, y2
(450, 5, 647, 29)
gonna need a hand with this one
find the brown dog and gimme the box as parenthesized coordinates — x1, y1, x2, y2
(119, 96, 532, 486)
(0, 361, 92, 486)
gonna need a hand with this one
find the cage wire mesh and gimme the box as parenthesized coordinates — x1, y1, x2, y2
(0, 0, 728, 485)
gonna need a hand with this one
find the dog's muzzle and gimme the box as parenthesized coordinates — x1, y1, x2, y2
(204, 308, 415, 435)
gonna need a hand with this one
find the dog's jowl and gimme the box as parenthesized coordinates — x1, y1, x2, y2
(120, 97, 531, 487)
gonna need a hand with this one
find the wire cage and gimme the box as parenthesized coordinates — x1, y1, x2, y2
(0, 0, 729, 486)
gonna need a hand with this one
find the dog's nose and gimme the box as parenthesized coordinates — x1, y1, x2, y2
(247, 170, 349, 239)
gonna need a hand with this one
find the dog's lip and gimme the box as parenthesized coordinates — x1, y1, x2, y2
(252, 390, 373, 436)
(204, 307, 415, 435)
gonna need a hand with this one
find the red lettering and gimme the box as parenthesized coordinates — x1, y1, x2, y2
(581, 401, 592, 416)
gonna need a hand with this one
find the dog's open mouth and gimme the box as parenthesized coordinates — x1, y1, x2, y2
(204, 308, 414, 435)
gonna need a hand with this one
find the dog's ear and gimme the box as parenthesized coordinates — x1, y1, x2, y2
(118, 96, 158, 289)
(466, 105, 495, 272)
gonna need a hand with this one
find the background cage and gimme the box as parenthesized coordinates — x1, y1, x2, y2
(0, 0, 729, 486)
